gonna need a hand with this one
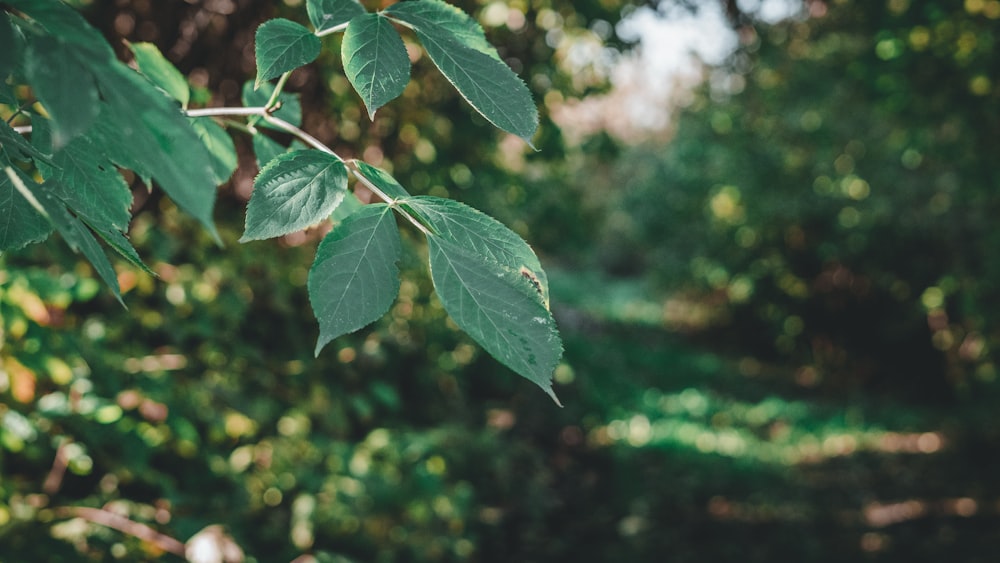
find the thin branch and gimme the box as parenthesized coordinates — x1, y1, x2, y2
(6, 101, 34, 125)
(190, 108, 429, 237)
(264, 72, 292, 111)
(263, 114, 343, 161)
(315, 21, 350, 38)
(13, 93, 428, 239)
(54, 506, 187, 557)
(220, 118, 255, 135)
(247, 71, 292, 129)
(382, 15, 415, 31)
(42, 441, 70, 495)
(348, 160, 431, 236)
(185, 106, 267, 118)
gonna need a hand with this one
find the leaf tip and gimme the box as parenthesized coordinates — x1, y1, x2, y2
(206, 224, 223, 247)
(543, 385, 563, 407)
(314, 337, 331, 358)
(519, 129, 539, 151)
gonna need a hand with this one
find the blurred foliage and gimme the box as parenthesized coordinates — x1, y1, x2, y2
(592, 0, 1000, 401)
(5, 0, 1000, 561)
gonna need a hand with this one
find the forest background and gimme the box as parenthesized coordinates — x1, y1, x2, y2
(3, 0, 1000, 561)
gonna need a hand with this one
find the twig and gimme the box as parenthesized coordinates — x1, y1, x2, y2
(263, 114, 343, 162)
(315, 21, 349, 37)
(348, 160, 430, 235)
(42, 441, 70, 495)
(185, 106, 267, 118)
(54, 506, 187, 557)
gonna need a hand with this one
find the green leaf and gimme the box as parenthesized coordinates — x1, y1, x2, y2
(330, 192, 364, 224)
(0, 82, 15, 107)
(61, 214, 123, 305)
(241, 80, 302, 129)
(411, 28, 538, 145)
(341, 13, 411, 119)
(189, 118, 238, 184)
(0, 13, 24, 79)
(24, 35, 99, 148)
(254, 18, 321, 89)
(385, 0, 500, 60)
(5, 0, 115, 62)
(90, 63, 219, 240)
(129, 41, 190, 106)
(308, 0, 366, 33)
(252, 133, 288, 169)
(353, 161, 411, 200)
(89, 224, 154, 276)
(0, 119, 52, 164)
(28, 177, 123, 303)
(242, 150, 348, 242)
(308, 203, 401, 355)
(428, 236, 562, 402)
(32, 121, 133, 233)
(88, 107, 152, 181)
(403, 196, 549, 307)
(0, 165, 52, 252)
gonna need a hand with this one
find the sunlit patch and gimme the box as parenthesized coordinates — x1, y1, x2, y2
(626, 415, 651, 447)
(862, 495, 986, 529)
(123, 353, 187, 374)
(921, 286, 945, 309)
(706, 495, 811, 524)
(618, 514, 647, 536)
(486, 409, 516, 430)
(224, 411, 257, 439)
(950, 497, 978, 517)
(864, 499, 927, 527)
(590, 387, 949, 466)
(969, 75, 992, 96)
(425, 455, 447, 475)
(860, 532, 888, 552)
(337, 347, 356, 364)
(708, 185, 744, 223)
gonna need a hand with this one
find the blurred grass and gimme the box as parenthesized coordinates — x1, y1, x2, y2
(536, 269, 1000, 562)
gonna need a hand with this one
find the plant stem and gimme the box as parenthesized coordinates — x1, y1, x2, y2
(263, 115, 343, 162)
(349, 160, 430, 236)
(264, 72, 292, 112)
(182, 107, 428, 235)
(186, 107, 267, 118)
(221, 118, 255, 134)
(315, 21, 350, 38)
(185, 107, 428, 235)
(54, 506, 186, 557)
(383, 15, 415, 31)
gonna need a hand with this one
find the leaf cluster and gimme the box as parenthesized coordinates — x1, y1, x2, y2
(0, 0, 562, 399)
